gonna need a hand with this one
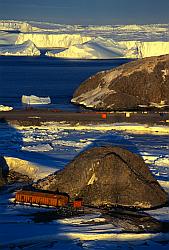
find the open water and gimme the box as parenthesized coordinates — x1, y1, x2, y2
(0, 56, 131, 111)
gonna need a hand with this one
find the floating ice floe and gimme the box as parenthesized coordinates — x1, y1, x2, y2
(22, 95, 51, 105)
(0, 40, 40, 56)
(21, 144, 53, 152)
(0, 105, 13, 111)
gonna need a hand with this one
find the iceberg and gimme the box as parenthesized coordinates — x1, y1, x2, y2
(0, 40, 40, 56)
(0, 31, 18, 45)
(46, 37, 138, 59)
(0, 105, 13, 111)
(46, 38, 169, 59)
(46, 37, 169, 59)
(15, 33, 92, 48)
(22, 95, 51, 105)
(0, 20, 169, 58)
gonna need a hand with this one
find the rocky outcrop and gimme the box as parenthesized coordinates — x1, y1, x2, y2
(35, 146, 168, 209)
(0, 156, 8, 188)
(72, 54, 169, 110)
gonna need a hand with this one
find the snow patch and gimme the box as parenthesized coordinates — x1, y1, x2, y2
(4, 157, 55, 180)
(87, 173, 98, 185)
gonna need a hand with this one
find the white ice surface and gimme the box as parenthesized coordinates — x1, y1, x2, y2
(0, 31, 18, 45)
(16, 33, 92, 48)
(0, 105, 13, 111)
(0, 40, 40, 56)
(0, 20, 169, 58)
(46, 38, 169, 59)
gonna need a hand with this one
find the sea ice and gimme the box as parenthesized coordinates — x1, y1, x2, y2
(0, 105, 13, 111)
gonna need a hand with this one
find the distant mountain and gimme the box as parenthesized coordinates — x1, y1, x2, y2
(72, 54, 169, 110)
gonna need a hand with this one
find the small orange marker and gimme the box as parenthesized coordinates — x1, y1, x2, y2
(101, 113, 107, 119)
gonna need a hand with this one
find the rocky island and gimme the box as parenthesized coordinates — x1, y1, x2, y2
(72, 54, 169, 111)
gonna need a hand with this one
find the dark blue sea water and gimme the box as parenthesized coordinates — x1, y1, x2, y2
(0, 56, 131, 111)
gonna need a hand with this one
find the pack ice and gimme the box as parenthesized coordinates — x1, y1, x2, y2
(22, 95, 51, 105)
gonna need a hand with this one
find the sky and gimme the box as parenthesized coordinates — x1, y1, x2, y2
(0, 0, 169, 25)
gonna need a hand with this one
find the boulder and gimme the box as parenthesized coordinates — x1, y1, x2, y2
(72, 54, 169, 110)
(35, 146, 168, 209)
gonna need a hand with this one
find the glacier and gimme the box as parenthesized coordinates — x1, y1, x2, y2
(22, 95, 51, 105)
(0, 40, 40, 56)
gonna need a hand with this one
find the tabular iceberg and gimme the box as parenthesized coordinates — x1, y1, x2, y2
(22, 95, 51, 105)
(15, 33, 92, 48)
(0, 20, 169, 59)
(46, 37, 169, 59)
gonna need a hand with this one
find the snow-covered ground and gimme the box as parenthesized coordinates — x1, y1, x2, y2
(0, 20, 169, 58)
(0, 121, 168, 249)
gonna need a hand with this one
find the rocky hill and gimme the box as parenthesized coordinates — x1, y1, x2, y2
(35, 146, 168, 209)
(72, 54, 169, 110)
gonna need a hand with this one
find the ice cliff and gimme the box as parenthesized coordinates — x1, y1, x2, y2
(0, 40, 40, 56)
(46, 38, 169, 59)
(15, 33, 92, 48)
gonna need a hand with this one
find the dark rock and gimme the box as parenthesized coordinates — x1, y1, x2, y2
(7, 170, 33, 185)
(35, 146, 168, 209)
(0, 156, 8, 188)
(72, 54, 169, 110)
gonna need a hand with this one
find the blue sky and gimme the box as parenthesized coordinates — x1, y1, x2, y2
(0, 0, 169, 25)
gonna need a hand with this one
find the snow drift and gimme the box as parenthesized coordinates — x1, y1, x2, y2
(0, 40, 40, 56)
(22, 95, 51, 105)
